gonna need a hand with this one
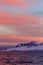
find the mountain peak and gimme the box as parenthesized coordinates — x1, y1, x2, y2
(4, 41, 43, 51)
(15, 41, 38, 48)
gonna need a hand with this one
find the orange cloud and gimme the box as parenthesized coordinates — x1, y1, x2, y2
(0, 35, 43, 43)
(0, 35, 43, 45)
(0, 0, 29, 8)
(0, 12, 43, 44)
(0, 12, 41, 25)
(0, 0, 35, 9)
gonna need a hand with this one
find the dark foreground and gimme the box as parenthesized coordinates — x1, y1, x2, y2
(0, 50, 43, 65)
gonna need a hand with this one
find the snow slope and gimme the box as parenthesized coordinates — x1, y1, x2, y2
(6, 45, 43, 51)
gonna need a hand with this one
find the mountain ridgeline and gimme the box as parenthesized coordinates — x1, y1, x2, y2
(0, 41, 43, 51)
(15, 41, 41, 47)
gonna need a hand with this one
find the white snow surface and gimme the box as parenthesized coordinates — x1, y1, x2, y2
(6, 45, 43, 51)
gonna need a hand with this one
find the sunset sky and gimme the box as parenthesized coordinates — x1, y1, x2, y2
(0, 0, 43, 45)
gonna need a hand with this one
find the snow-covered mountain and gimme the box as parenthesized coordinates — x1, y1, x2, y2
(15, 41, 38, 47)
(5, 41, 43, 51)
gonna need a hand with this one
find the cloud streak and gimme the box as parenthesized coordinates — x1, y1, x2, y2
(0, 13, 43, 38)
(0, 0, 43, 45)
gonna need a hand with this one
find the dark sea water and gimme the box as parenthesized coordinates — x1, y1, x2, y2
(14, 51, 43, 65)
(0, 50, 43, 65)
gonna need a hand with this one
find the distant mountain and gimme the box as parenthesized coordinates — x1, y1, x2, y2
(0, 41, 43, 51)
(6, 44, 43, 51)
(15, 41, 38, 48)
(5, 41, 43, 51)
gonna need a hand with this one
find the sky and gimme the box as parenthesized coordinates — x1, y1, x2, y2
(0, 0, 43, 45)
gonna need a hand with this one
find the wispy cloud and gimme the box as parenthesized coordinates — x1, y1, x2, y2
(0, 0, 43, 45)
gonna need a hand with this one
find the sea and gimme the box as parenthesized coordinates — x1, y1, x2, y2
(0, 50, 43, 65)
